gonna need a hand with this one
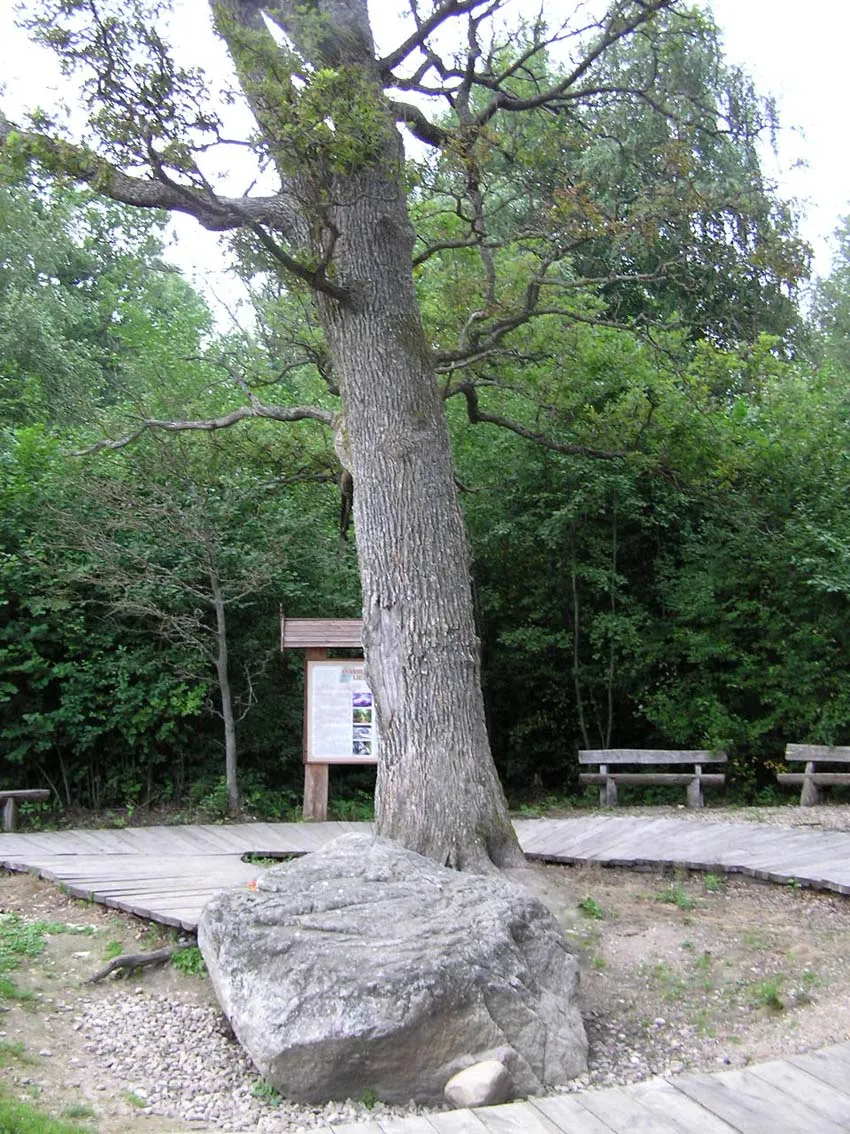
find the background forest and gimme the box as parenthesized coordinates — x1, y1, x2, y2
(2, 7, 850, 822)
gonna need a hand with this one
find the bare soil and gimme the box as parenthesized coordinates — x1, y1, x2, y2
(0, 872, 215, 1132)
(2, 809, 850, 1129)
(554, 860, 850, 1087)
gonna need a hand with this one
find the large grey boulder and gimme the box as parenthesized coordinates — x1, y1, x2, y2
(198, 833, 587, 1104)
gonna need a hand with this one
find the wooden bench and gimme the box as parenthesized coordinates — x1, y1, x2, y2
(578, 749, 727, 808)
(776, 745, 850, 806)
(0, 789, 50, 832)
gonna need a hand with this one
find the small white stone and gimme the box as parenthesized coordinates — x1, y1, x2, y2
(444, 1060, 514, 1108)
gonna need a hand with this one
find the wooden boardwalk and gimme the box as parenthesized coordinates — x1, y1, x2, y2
(0, 820, 368, 929)
(317, 1043, 850, 1133)
(4, 812, 850, 1130)
(3, 814, 850, 929)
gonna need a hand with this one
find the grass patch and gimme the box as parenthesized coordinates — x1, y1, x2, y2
(0, 914, 93, 1002)
(0, 1087, 94, 1133)
(359, 1088, 378, 1109)
(103, 940, 123, 962)
(0, 974, 35, 1002)
(742, 929, 773, 951)
(241, 854, 280, 867)
(123, 1092, 148, 1109)
(642, 960, 689, 1003)
(0, 1038, 33, 1067)
(251, 1080, 280, 1104)
(60, 1104, 96, 1120)
(329, 790, 374, 822)
(577, 896, 605, 920)
(752, 975, 786, 1011)
(656, 883, 696, 911)
(171, 946, 207, 977)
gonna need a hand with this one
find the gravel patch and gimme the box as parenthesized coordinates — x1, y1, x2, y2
(538, 802, 850, 831)
(79, 991, 436, 1131)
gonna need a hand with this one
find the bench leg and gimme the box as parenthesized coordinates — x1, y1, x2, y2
(686, 778, 704, 808)
(801, 768, 821, 806)
(600, 779, 618, 807)
(3, 797, 16, 832)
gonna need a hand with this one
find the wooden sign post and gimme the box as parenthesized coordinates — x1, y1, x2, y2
(280, 615, 378, 821)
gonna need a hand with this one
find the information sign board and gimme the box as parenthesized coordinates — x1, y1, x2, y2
(306, 659, 379, 764)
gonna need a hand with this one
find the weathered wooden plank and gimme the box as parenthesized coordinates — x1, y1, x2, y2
(520, 818, 636, 860)
(325, 1121, 387, 1134)
(788, 1043, 850, 1092)
(630, 1077, 737, 1132)
(579, 774, 725, 787)
(779, 773, 850, 786)
(425, 1108, 489, 1132)
(579, 750, 726, 765)
(280, 617, 362, 648)
(748, 1058, 850, 1124)
(577, 1085, 686, 1133)
(786, 744, 850, 763)
(529, 1094, 620, 1133)
(370, 1115, 440, 1133)
(539, 817, 648, 857)
(674, 1068, 847, 1133)
(470, 1100, 560, 1133)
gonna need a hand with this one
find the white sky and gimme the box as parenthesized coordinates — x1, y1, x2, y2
(708, 0, 850, 276)
(0, 1, 848, 280)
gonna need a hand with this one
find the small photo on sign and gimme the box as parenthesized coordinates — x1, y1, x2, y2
(352, 691, 373, 708)
(353, 740, 372, 756)
(353, 725, 372, 741)
(353, 707, 372, 724)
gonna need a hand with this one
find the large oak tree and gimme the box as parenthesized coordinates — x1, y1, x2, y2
(0, 0, 799, 869)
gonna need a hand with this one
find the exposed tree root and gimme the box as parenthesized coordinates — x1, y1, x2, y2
(86, 945, 189, 983)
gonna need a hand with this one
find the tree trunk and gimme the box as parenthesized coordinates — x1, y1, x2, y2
(210, 569, 240, 818)
(311, 81, 520, 875)
(216, 0, 523, 870)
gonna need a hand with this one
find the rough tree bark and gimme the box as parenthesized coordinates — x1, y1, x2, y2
(319, 158, 521, 870)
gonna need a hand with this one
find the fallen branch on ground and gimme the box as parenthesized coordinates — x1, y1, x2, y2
(86, 945, 190, 983)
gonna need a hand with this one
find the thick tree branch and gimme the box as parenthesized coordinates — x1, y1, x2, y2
(246, 221, 349, 302)
(449, 381, 626, 459)
(377, 0, 486, 76)
(390, 100, 448, 147)
(413, 237, 482, 267)
(0, 112, 302, 235)
(78, 403, 334, 455)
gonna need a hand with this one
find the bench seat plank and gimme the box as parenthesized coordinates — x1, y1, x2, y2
(580, 773, 726, 787)
(777, 773, 850, 786)
(785, 745, 850, 764)
(579, 749, 726, 765)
